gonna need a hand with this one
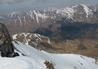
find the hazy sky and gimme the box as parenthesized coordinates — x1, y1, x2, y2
(0, 0, 97, 13)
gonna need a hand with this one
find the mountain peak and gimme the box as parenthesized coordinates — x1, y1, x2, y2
(72, 4, 93, 17)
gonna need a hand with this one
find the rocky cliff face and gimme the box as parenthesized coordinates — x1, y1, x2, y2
(13, 33, 52, 50)
(0, 23, 18, 57)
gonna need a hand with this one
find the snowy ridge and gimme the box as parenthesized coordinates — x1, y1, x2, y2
(72, 4, 93, 17)
(0, 41, 98, 69)
(9, 10, 49, 23)
(13, 33, 51, 45)
(80, 4, 93, 17)
(4, 4, 96, 24)
(55, 7, 74, 19)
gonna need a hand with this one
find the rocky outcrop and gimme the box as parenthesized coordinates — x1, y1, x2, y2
(0, 23, 18, 57)
(13, 33, 52, 50)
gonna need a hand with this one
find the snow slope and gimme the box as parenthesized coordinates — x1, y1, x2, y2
(0, 41, 98, 69)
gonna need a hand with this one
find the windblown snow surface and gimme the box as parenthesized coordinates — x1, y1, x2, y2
(0, 41, 98, 69)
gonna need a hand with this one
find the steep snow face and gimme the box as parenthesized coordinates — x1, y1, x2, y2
(81, 4, 93, 17)
(56, 7, 74, 19)
(9, 10, 49, 23)
(72, 4, 93, 17)
(32, 10, 49, 23)
(0, 41, 97, 69)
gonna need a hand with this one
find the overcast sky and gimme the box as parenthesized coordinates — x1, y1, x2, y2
(0, 0, 97, 13)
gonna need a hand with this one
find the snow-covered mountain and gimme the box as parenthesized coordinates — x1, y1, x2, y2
(1, 4, 96, 34)
(13, 33, 51, 45)
(0, 41, 98, 69)
(0, 4, 98, 25)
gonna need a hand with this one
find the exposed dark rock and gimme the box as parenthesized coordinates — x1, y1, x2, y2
(0, 23, 19, 57)
(44, 60, 54, 69)
(13, 33, 53, 51)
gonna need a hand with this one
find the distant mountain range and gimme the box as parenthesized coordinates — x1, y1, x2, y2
(0, 4, 98, 23)
(0, 4, 97, 34)
(0, 4, 98, 38)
